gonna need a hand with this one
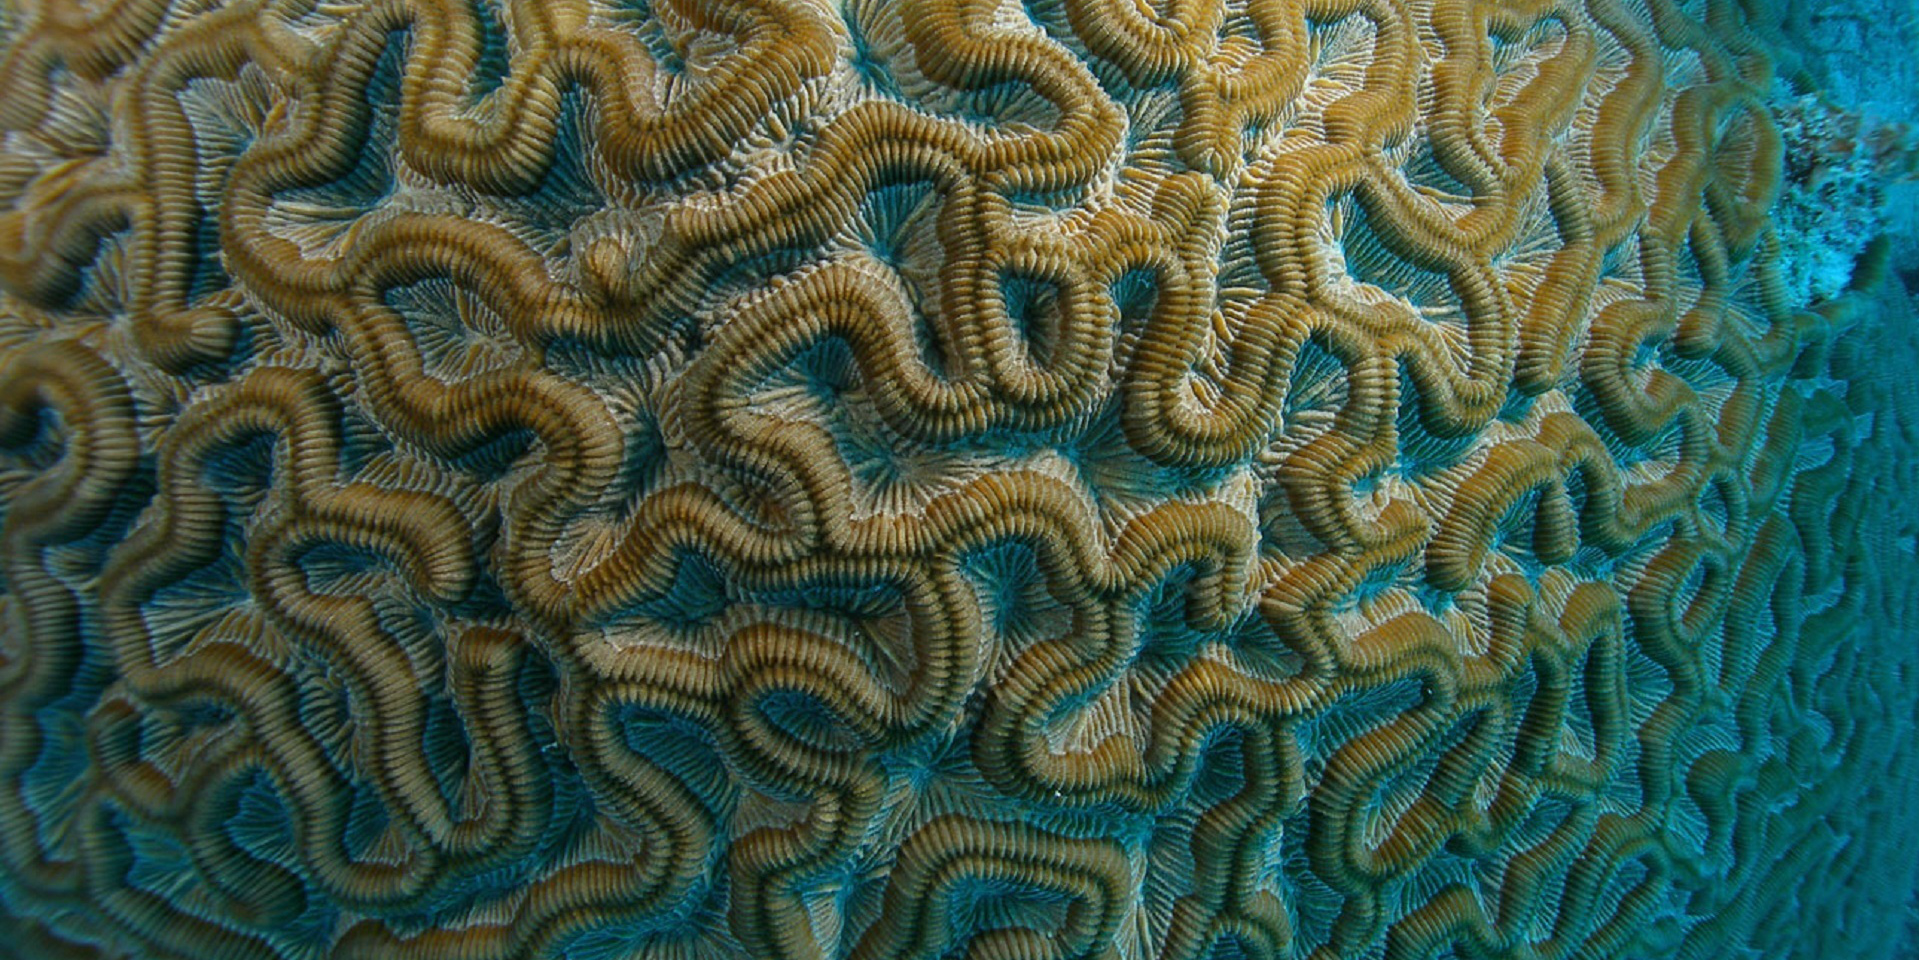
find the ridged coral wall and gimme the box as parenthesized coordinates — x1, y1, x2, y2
(0, 0, 1914, 957)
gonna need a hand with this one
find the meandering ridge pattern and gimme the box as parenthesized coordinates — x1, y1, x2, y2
(0, 0, 1914, 957)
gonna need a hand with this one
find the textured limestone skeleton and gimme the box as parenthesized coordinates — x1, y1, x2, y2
(0, 0, 1915, 957)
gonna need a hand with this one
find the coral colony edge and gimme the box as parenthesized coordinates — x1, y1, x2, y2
(0, 0, 1915, 958)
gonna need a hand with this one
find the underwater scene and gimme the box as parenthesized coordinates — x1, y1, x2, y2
(0, 0, 1915, 957)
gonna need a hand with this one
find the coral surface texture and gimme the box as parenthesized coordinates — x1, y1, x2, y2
(0, 0, 1915, 958)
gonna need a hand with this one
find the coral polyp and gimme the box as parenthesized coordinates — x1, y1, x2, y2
(1, 0, 1915, 958)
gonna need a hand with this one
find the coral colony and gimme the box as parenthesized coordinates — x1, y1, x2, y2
(0, 0, 1915, 958)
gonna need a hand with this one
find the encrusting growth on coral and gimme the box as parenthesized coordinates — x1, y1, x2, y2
(0, 0, 1914, 957)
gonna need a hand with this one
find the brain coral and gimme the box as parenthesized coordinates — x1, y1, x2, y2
(1, 0, 1915, 957)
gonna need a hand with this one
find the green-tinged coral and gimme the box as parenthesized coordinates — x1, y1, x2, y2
(0, 0, 1914, 958)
